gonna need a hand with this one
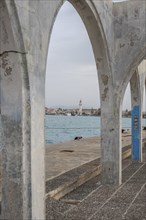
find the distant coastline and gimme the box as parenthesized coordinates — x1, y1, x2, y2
(45, 107, 146, 118)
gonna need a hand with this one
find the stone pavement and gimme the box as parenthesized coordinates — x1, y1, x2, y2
(46, 146, 146, 220)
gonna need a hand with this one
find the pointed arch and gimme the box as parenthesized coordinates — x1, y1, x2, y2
(47, 0, 112, 94)
(119, 47, 146, 106)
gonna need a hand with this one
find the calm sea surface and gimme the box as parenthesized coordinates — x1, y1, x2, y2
(45, 115, 146, 144)
(0, 116, 146, 146)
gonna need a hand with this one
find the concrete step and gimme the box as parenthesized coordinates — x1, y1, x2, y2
(46, 158, 101, 200)
(46, 144, 134, 201)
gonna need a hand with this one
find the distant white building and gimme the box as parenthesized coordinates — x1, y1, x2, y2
(78, 99, 82, 116)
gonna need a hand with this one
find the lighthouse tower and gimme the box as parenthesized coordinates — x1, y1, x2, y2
(78, 99, 82, 116)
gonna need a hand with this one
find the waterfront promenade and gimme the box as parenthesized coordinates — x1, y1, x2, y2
(45, 131, 136, 180)
(45, 131, 146, 220)
(0, 131, 145, 219)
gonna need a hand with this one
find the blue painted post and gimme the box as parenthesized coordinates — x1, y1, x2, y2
(132, 106, 141, 161)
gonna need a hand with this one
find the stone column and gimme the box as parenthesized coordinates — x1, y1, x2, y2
(1, 49, 24, 220)
(0, 1, 31, 219)
(4, 0, 66, 218)
(100, 86, 122, 185)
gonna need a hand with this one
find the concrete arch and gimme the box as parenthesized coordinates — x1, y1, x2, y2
(131, 68, 146, 161)
(118, 47, 146, 105)
(116, 50, 146, 170)
(46, 0, 117, 185)
(0, 1, 112, 219)
(0, 1, 31, 219)
(46, 0, 112, 96)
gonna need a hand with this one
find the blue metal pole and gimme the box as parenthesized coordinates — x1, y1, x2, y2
(132, 106, 141, 160)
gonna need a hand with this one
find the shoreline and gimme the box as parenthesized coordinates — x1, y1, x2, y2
(45, 130, 146, 179)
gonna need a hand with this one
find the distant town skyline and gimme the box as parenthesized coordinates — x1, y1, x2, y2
(45, 1, 145, 111)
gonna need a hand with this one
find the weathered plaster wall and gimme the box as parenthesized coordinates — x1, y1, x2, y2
(113, 0, 146, 98)
(138, 60, 146, 104)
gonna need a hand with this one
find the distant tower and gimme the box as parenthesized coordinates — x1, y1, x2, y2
(78, 99, 82, 116)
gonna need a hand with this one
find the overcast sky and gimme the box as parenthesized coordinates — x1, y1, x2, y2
(45, 1, 139, 110)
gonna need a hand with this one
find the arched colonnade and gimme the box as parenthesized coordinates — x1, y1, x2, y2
(0, 0, 146, 219)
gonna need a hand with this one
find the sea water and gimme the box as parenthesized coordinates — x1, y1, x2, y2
(45, 115, 146, 144)
(45, 115, 101, 144)
(0, 116, 145, 145)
